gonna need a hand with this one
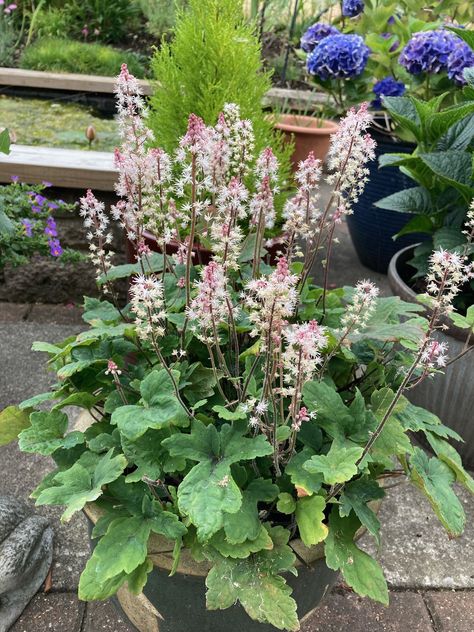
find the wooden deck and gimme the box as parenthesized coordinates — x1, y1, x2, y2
(0, 68, 326, 109)
(0, 68, 152, 96)
(0, 145, 117, 191)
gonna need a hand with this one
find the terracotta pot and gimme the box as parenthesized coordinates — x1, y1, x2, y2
(273, 114, 339, 169)
(388, 244, 474, 468)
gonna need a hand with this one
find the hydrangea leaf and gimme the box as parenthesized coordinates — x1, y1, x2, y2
(286, 447, 323, 496)
(36, 449, 127, 521)
(223, 478, 279, 543)
(18, 410, 69, 455)
(206, 527, 298, 631)
(210, 524, 273, 558)
(409, 448, 465, 537)
(425, 432, 474, 494)
(0, 406, 31, 446)
(325, 510, 389, 605)
(295, 495, 328, 547)
(304, 443, 363, 485)
(339, 478, 385, 544)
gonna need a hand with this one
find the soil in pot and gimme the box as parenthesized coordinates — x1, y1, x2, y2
(388, 244, 474, 468)
(346, 130, 427, 274)
(274, 114, 339, 169)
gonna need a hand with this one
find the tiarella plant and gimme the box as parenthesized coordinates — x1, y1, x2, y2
(2, 66, 474, 632)
(0, 179, 82, 270)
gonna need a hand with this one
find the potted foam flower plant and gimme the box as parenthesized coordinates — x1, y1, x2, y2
(1, 66, 474, 632)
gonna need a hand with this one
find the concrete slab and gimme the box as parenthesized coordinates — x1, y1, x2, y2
(27, 303, 85, 326)
(423, 590, 474, 632)
(360, 481, 474, 589)
(9, 593, 84, 632)
(82, 601, 136, 632)
(301, 590, 433, 632)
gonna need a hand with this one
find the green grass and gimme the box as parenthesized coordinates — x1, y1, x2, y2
(20, 38, 146, 78)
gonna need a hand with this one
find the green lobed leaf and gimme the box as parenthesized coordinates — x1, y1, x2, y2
(325, 510, 388, 604)
(304, 443, 363, 485)
(425, 434, 474, 495)
(206, 528, 299, 631)
(277, 492, 296, 515)
(295, 495, 328, 547)
(339, 479, 385, 543)
(286, 447, 323, 496)
(111, 400, 185, 441)
(36, 449, 127, 521)
(223, 478, 278, 543)
(210, 524, 273, 558)
(18, 410, 69, 455)
(409, 448, 465, 537)
(0, 406, 31, 446)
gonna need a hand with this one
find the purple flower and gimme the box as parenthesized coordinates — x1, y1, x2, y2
(10, 175, 19, 183)
(48, 238, 63, 257)
(47, 201, 59, 210)
(342, 0, 364, 18)
(372, 76, 406, 108)
(31, 205, 42, 213)
(307, 34, 370, 80)
(300, 23, 340, 53)
(34, 194, 47, 206)
(399, 30, 458, 75)
(447, 40, 474, 85)
(42, 180, 52, 187)
(44, 216, 58, 237)
(21, 219, 33, 237)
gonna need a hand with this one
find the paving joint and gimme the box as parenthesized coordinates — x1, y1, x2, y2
(420, 592, 440, 632)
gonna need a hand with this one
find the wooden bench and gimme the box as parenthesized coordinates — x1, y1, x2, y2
(0, 145, 117, 191)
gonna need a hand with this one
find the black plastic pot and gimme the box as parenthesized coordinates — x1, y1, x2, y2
(346, 131, 424, 274)
(388, 245, 474, 468)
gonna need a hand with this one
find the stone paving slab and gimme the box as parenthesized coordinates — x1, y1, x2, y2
(423, 591, 474, 632)
(9, 593, 84, 632)
(27, 303, 85, 325)
(360, 482, 474, 589)
(82, 601, 136, 632)
(301, 590, 434, 632)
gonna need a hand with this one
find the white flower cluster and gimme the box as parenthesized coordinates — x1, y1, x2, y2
(245, 257, 299, 348)
(79, 189, 114, 281)
(216, 103, 255, 179)
(326, 102, 376, 215)
(130, 274, 166, 340)
(186, 262, 232, 343)
(341, 279, 379, 334)
(282, 320, 327, 394)
(426, 249, 472, 315)
(283, 151, 322, 241)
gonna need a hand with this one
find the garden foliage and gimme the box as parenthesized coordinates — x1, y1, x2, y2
(1, 67, 473, 632)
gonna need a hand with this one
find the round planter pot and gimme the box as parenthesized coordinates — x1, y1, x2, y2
(273, 114, 339, 170)
(74, 413, 383, 632)
(346, 132, 425, 274)
(84, 505, 338, 632)
(388, 244, 474, 468)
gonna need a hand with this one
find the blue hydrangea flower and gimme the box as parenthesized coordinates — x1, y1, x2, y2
(300, 23, 340, 53)
(307, 34, 370, 80)
(447, 40, 474, 85)
(372, 77, 406, 108)
(342, 0, 364, 18)
(399, 30, 458, 75)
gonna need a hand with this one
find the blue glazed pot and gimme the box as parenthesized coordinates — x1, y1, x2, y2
(346, 132, 425, 274)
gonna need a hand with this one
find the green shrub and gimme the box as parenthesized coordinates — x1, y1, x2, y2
(136, 0, 187, 38)
(20, 38, 146, 78)
(33, 8, 74, 40)
(149, 0, 292, 192)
